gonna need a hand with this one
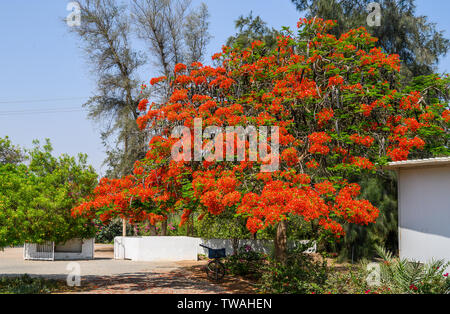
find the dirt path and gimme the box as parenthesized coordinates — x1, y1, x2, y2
(64, 260, 257, 294)
(1, 245, 256, 294)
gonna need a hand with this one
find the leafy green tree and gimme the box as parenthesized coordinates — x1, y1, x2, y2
(226, 12, 279, 50)
(0, 139, 97, 248)
(333, 72, 449, 260)
(291, 0, 450, 78)
(197, 212, 250, 238)
(224, 8, 449, 260)
(0, 136, 25, 165)
(331, 173, 398, 261)
(286, 0, 449, 260)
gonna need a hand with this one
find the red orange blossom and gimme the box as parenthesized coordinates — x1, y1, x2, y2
(72, 18, 449, 239)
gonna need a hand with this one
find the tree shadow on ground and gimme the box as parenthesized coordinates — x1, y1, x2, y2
(1, 263, 259, 294)
(182, 264, 258, 294)
(69, 264, 258, 294)
(79, 270, 224, 294)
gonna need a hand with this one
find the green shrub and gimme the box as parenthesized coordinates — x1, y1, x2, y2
(224, 245, 266, 278)
(375, 245, 450, 294)
(0, 275, 63, 294)
(94, 218, 127, 243)
(0, 139, 97, 248)
(322, 261, 390, 294)
(258, 248, 328, 294)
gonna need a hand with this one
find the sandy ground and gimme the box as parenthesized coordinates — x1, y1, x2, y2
(0, 244, 182, 279)
(0, 244, 239, 293)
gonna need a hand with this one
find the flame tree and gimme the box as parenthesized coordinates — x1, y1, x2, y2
(73, 18, 449, 261)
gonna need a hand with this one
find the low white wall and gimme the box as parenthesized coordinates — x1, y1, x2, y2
(114, 236, 201, 262)
(114, 237, 316, 262)
(24, 238, 94, 261)
(198, 239, 316, 256)
(54, 238, 94, 260)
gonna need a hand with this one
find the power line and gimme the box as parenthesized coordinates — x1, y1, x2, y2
(0, 107, 81, 113)
(0, 97, 89, 105)
(0, 107, 86, 116)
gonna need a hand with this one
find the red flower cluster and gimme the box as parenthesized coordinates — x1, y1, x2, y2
(316, 108, 334, 127)
(308, 132, 331, 155)
(328, 75, 344, 87)
(72, 17, 449, 240)
(349, 134, 374, 148)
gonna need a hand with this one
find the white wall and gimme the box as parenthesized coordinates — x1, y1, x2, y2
(199, 239, 273, 256)
(54, 238, 94, 260)
(114, 237, 316, 262)
(114, 236, 201, 262)
(24, 238, 94, 260)
(398, 166, 450, 270)
(198, 239, 316, 256)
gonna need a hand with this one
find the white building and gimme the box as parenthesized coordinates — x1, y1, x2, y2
(384, 157, 450, 267)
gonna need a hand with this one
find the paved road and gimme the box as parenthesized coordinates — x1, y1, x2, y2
(0, 245, 227, 294)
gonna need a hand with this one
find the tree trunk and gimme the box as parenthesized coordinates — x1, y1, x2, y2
(186, 219, 190, 236)
(160, 220, 168, 236)
(149, 225, 157, 236)
(186, 215, 194, 237)
(274, 220, 287, 264)
(232, 238, 239, 255)
(122, 218, 127, 237)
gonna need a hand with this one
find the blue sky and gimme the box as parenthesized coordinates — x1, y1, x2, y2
(0, 0, 449, 176)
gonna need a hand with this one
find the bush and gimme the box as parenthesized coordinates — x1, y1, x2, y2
(258, 248, 328, 294)
(94, 218, 126, 244)
(224, 245, 266, 278)
(375, 246, 450, 294)
(223, 244, 450, 294)
(0, 139, 97, 248)
(0, 275, 63, 294)
(324, 247, 450, 294)
(322, 261, 387, 294)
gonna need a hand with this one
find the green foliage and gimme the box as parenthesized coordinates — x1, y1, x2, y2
(328, 71, 449, 261)
(0, 139, 98, 248)
(406, 74, 450, 158)
(224, 245, 266, 278)
(375, 245, 450, 294)
(258, 248, 329, 294)
(0, 136, 25, 165)
(196, 211, 252, 240)
(94, 218, 132, 243)
(0, 275, 64, 294)
(219, 245, 450, 294)
(226, 12, 279, 50)
(291, 0, 450, 78)
(331, 172, 398, 261)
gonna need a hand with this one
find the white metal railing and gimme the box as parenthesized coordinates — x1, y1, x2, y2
(24, 241, 55, 261)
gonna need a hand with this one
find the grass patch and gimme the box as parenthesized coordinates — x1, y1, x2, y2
(0, 275, 67, 294)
